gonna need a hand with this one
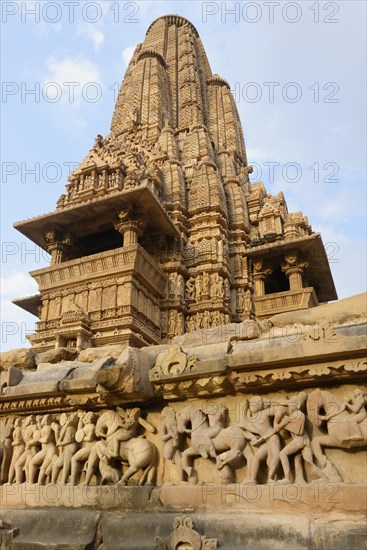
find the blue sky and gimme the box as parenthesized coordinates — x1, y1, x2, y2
(1, 0, 366, 351)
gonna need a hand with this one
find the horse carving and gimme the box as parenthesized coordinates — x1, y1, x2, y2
(84, 408, 157, 486)
(176, 405, 253, 484)
(307, 388, 367, 479)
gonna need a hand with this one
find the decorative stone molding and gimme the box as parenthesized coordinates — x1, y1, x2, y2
(156, 517, 218, 549)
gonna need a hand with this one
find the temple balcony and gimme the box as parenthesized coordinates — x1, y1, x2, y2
(254, 287, 319, 319)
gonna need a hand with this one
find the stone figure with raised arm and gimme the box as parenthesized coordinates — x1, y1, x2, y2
(70, 411, 98, 485)
(160, 407, 183, 482)
(28, 415, 58, 485)
(239, 396, 284, 484)
(253, 392, 320, 483)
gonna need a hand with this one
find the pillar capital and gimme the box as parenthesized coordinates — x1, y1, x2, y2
(282, 253, 308, 290)
(114, 210, 146, 246)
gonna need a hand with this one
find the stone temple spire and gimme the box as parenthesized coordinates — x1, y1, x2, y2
(13, 15, 336, 351)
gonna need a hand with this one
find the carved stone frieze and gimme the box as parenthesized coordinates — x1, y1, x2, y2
(1, 387, 365, 488)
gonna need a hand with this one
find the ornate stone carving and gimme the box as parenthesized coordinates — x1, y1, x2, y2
(150, 346, 197, 380)
(156, 517, 218, 550)
(307, 388, 367, 480)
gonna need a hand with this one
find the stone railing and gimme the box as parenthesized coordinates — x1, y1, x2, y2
(254, 287, 318, 318)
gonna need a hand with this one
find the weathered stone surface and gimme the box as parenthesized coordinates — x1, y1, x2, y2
(78, 345, 126, 363)
(159, 484, 367, 514)
(1, 509, 100, 549)
(314, 517, 367, 550)
(269, 292, 367, 328)
(0, 485, 154, 510)
(173, 320, 262, 347)
(4, 363, 77, 396)
(35, 347, 78, 365)
(59, 357, 115, 391)
(0, 348, 35, 371)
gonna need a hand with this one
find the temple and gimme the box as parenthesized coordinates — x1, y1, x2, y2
(2, 15, 365, 550)
(13, 14, 336, 352)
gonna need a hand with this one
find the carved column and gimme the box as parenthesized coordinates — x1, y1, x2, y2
(115, 211, 145, 247)
(252, 260, 271, 296)
(76, 331, 83, 351)
(282, 253, 308, 290)
(44, 230, 74, 264)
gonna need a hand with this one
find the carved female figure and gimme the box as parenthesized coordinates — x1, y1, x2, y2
(168, 310, 176, 336)
(210, 273, 219, 299)
(202, 272, 210, 296)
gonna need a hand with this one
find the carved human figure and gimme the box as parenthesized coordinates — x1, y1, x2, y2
(186, 277, 195, 301)
(195, 275, 203, 301)
(85, 407, 155, 486)
(218, 276, 224, 299)
(186, 316, 196, 332)
(200, 404, 228, 461)
(341, 389, 367, 440)
(160, 312, 168, 335)
(28, 415, 58, 485)
(175, 312, 184, 336)
(14, 415, 39, 484)
(176, 274, 184, 298)
(70, 411, 98, 485)
(51, 412, 79, 484)
(0, 419, 13, 484)
(244, 289, 253, 314)
(210, 273, 219, 299)
(168, 310, 176, 336)
(239, 396, 283, 483)
(237, 289, 245, 310)
(160, 407, 183, 481)
(253, 392, 315, 483)
(224, 279, 231, 301)
(176, 404, 252, 484)
(202, 272, 210, 296)
(211, 311, 220, 327)
(202, 310, 211, 329)
(169, 273, 177, 297)
(8, 419, 24, 485)
(106, 407, 141, 459)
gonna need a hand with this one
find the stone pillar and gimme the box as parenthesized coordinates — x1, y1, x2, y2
(44, 229, 74, 264)
(55, 335, 62, 349)
(282, 253, 308, 291)
(76, 331, 83, 351)
(115, 211, 145, 247)
(252, 260, 271, 296)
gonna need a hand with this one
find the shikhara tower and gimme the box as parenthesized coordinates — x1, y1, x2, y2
(14, 15, 336, 351)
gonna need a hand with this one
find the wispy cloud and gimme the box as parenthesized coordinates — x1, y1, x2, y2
(43, 54, 101, 102)
(75, 23, 105, 52)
